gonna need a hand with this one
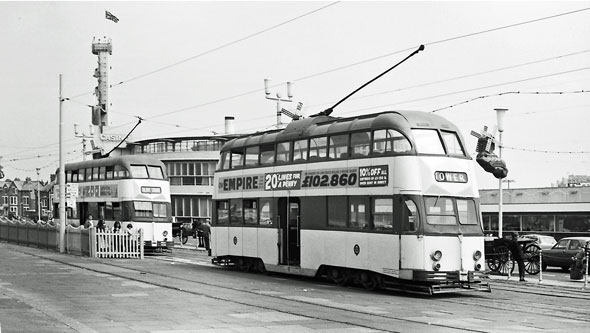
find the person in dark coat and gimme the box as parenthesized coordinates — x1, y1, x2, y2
(506, 232, 526, 281)
(199, 219, 212, 256)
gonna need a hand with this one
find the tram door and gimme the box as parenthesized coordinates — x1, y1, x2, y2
(278, 197, 300, 266)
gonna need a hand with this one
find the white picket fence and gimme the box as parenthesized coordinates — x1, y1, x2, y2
(93, 229, 144, 259)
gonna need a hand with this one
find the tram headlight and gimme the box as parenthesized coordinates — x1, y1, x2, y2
(430, 250, 443, 261)
(474, 263, 482, 271)
(473, 250, 482, 261)
(432, 262, 441, 271)
(163, 231, 168, 237)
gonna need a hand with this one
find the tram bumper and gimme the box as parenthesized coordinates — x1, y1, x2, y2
(412, 270, 491, 293)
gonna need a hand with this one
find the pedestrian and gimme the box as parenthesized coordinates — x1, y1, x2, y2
(96, 219, 108, 252)
(111, 221, 122, 252)
(126, 223, 136, 255)
(199, 219, 212, 256)
(506, 232, 526, 282)
(113, 221, 122, 233)
(84, 214, 94, 229)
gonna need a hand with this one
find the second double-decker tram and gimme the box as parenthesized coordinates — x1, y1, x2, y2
(212, 111, 489, 294)
(53, 155, 173, 250)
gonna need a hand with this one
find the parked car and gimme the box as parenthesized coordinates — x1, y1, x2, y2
(542, 237, 590, 271)
(520, 234, 557, 250)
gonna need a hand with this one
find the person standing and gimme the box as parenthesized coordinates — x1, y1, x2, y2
(506, 232, 526, 282)
(199, 219, 212, 256)
(84, 215, 94, 229)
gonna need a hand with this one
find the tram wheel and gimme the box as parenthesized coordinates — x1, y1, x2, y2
(359, 272, 380, 291)
(329, 268, 349, 286)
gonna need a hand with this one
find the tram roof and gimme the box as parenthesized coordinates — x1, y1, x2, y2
(59, 155, 165, 172)
(222, 111, 460, 151)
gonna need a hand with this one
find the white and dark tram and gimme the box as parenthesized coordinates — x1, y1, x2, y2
(53, 155, 173, 250)
(211, 111, 490, 294)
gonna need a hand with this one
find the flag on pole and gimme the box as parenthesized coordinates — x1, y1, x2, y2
(105, 10, 119, 23)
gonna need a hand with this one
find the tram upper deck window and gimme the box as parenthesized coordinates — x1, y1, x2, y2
(105, 166, 114, 180)
(276, 142, 291, 164)
(93, 167, 101, 180)
(218, 151, 230, 171)
(293, 139, 308, 162)
(309, 137, 328, 161)
(245, 146, 259, 167)
(113, 165, 129, 179)
(373, 129, 411, 155)
(231, 149, 245, 169)
(130, 165, 149, 178)
(260, 144, 275, 165)
(412, 129, 445, 155)
(457, 199, 478, 225)
(329, 134, 349, 159)
(351, 131, 371, 157)
(441, 131, 465, 156)
(147, 165, 165, 179)
(425, 196, 456, 225)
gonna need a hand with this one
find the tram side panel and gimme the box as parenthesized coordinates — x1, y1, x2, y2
(258, 228, 279, 265)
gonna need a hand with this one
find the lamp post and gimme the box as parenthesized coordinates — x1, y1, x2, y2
(58, 74, 66, 253)
(495, 108, 508, 238)
(74, 123, 95, 161)
(264, 78, 294, 127)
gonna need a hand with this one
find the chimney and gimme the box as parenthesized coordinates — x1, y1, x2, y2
(224, 116, 235, 135)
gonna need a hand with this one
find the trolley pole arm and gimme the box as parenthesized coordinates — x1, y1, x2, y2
(314, 44, 425, 117)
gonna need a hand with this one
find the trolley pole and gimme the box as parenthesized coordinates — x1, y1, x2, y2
(58, 74, 66, 253)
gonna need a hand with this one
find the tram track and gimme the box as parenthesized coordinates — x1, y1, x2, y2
(16, 247, 589, 332)
(21, 250, 496, 332)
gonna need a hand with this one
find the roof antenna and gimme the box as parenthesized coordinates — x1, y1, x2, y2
(311, 44, 425, 117)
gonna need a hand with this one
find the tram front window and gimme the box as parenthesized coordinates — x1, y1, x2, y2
(457, 199, 478, 225)
(425, 196, 456, 225)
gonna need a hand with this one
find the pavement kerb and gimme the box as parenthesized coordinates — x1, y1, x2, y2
(486, 271, 590, 293)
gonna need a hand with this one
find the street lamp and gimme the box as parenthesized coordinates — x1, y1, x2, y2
(495, 108, 508, 238)
(264, 78, 294, 126)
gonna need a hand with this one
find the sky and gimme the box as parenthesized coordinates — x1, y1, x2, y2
(0, 1, 589, 190)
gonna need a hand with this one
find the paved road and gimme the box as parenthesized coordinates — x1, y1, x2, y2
(1, 241, 589, 332)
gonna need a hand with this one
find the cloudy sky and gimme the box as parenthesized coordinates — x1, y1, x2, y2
(1, 1, 589, 190)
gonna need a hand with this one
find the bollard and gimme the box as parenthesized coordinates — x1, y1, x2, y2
(585, 244, 589, 289)
(179, 228, 183, 248)
(507, 251, 512, 280)
(539, 248, 543, 283)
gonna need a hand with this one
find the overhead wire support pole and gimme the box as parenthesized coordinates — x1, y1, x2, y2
(316, 44, 425, 117)
(58, 74, 66, 253)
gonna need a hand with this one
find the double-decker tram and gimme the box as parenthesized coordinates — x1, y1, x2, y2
(53, 155, 173, 250)
(211, 110, 490, 294)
